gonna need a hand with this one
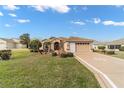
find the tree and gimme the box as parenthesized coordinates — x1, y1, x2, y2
(30, 39, 42, 52)
(49, 37, 56, 39)
(20, 33, 30, 48)
(43, 41, 51, 52)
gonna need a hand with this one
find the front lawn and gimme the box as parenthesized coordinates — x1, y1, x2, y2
(111, 51, 124, 59)
(0, 49, 100, 88)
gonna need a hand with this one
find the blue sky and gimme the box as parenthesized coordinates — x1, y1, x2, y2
(1, 5, 124, 41)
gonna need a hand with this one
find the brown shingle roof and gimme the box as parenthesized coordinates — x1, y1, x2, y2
(42, 37, 93, 43)
(65, 37, 93, 42)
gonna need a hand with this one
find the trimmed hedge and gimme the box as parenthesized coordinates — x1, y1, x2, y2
(30, 49, 33, 52)
(105, 51, 115, 55)
(51, 52, 74, 58)
(30, 49, 38, 52)
(92, 49, 115, 55)
(98, 46, 106, 50)
(60, 53, 67, 58)
(60, 52, 74, 58)
(119, 46, 124, 51)
(52, 52, 57, 56)
(0, 50, 12, 60)
(66, 52, 74, 57)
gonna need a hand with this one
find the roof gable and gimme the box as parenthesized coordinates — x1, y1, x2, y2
(0, 38, 19, 43)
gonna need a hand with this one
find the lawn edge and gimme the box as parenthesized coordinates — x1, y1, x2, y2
(74, 54, 114, 88)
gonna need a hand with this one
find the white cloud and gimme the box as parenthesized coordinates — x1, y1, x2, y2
(5, 24, 11, 27)
(17, 19, 30, 23)
(0, 11, 4, 16)
(31, 5, 47, 12)
(8, 13, 17, 17)
(3, 5, 19, 11)
(31, 5, 70, 13)
(103, 20, 124, 26)
(93, 18, 101, 24)
(71, 21, 85, 25)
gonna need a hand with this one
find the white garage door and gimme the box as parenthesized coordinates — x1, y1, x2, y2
(76, 43, 90, 52)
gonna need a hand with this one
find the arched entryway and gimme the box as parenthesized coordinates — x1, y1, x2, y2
(54, 42, 60, 50)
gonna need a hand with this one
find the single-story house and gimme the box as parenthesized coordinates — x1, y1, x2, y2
(0, 38, 26, 50)
(42, 37, 93, 53)
(92, 38, 124, 51)
(92, 41, 109, 50)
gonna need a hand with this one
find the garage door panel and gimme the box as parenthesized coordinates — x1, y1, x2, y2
(76, 43, 90, 52)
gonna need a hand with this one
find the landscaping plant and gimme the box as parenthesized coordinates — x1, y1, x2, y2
(66, 52, 74, 57)
(119, 46, 124, 51)
(105, 51, 115, 55)
(60, 53, 67, 58)
(98, 46, 106, 54)
(52, 52, 57, 56)
(30, 39, 42, 52)
(20, 33, 30, 48)
(0, 50, 12, 60)
(98, 46, 106, 50)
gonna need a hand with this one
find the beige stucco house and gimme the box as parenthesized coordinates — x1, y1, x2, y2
(0, 38, 26, 50)
(42, 37, 93, 53)
(92, 38, 124, 51)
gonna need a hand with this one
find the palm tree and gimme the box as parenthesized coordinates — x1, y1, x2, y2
(20, 33, 30, 48)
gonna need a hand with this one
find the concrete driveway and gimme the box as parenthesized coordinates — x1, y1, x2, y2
(75, 52, 124, 88)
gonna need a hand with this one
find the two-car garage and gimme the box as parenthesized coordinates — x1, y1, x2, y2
(69, 42, 91, 53)
(76, 42, 91, 52)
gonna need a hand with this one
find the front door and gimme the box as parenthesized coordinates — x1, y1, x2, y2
(70, 43, 75, 53)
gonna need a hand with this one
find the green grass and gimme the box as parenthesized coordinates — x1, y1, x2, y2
(0, 49, 100, 88)
(111, 51, 124, 59)
(11, 49, 31, 59)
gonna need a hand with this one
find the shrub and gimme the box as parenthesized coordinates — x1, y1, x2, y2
(98, 46, 106, 50)
(34, 49, 38, 52)
(1, 52, 11, 60)
(60, 53, 67, 58)
(52, 52, 57, 56)
(30, 49, 33, 52)
(105, 51, 115, 55)
(30, 39, 42, 53)
(100, 50, 106, 54)
(119, 46, 124, 51)
(92, 49, 99, 52)
(0, 50, 12, 60)
(67, 52, 73, 57)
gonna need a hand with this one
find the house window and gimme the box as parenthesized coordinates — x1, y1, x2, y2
(109, 45, 114, 49)
(108, 45, 121, 49)
(115, 45, 121, 49)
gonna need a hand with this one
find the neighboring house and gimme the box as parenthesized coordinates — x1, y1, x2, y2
(92, 41, 109, 50)
(92, 38, 124, 51)
(42, 37, 93, 53)
(0, 38, 26, 50)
